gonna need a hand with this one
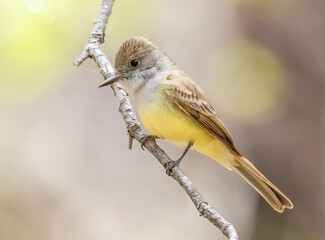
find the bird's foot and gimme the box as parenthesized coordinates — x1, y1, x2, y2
(165, 159, 182, 176)
(139, 134, 156, 150)
(165, 141, 194, 176)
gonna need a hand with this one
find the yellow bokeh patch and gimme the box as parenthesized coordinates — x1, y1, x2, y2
(206, 39, 291, 123)
(0, 0, 98, 104)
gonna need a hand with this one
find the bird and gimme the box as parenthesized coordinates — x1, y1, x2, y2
(99, 36, 293, 213)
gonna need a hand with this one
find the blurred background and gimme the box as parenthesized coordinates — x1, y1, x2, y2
(0, 0, 324, 239)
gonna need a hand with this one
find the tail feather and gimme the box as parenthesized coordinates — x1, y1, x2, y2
(233, 157, 293, 213)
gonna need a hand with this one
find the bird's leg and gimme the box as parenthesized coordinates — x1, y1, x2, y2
(166, 141, 194, 175)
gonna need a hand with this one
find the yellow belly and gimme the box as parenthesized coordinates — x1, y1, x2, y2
(138, 100, 236, 169)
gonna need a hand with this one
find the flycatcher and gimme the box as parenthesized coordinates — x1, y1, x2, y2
(99, 36, 293, 213)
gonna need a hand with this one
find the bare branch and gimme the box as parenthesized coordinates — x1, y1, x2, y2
(74, 0, 238, 239)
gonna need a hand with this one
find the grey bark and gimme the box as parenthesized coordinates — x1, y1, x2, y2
(74, 0, 238, 239)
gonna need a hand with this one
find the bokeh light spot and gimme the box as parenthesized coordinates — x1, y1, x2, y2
(206, 39, 291, 123)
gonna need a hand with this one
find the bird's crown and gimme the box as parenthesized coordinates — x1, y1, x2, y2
(115, 36, 157, 71)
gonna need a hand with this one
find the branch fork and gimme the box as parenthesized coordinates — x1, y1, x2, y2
(74, 0, 238, 239)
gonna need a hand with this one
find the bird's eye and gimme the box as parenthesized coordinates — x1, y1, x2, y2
(130, 59, 138, 67)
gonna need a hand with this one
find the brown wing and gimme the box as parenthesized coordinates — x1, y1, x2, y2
(164, 71, 240, 155)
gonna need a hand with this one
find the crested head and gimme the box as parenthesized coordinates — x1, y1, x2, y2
(114, 36, 175, 92)
(115, 36, 157, 71)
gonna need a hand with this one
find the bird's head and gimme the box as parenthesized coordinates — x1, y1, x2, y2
(99, 36, 173, 92)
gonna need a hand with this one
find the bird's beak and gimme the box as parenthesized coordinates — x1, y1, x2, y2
(98, 74, 121, 88)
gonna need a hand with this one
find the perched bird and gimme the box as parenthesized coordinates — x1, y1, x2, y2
(99, 36, 293, 213)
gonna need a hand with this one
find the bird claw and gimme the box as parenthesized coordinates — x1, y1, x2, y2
(139, 134, 156, 150)
(165, 159, 181, 176)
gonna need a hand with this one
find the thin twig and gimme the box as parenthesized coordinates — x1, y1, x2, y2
(74, 0, 238, 239)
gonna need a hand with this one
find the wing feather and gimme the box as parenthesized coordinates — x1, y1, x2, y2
(164, 71, 240, 155)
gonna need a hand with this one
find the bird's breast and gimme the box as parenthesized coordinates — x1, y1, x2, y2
(138, 93, 212, 146)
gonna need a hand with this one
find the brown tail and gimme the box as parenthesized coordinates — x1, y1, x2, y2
(233, 157, 293, 213)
